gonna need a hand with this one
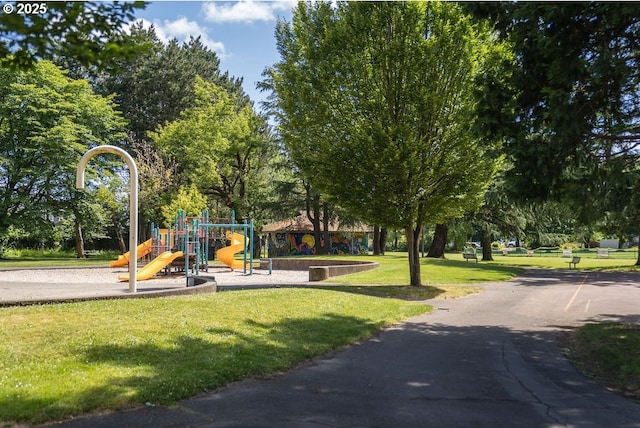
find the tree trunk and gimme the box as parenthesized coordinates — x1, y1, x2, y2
(322, 203, 330, 254)
(113, 216, 127, 254)
(427, 223, 448, 258)
(373, 226, 387, 255)
(75, 219, 85, 258)
(252, 229, 261, 259)
(379, 228, 387, 255)
(406, 224, 423, 287)
(305, 185, 324, 255)
(373, 226, 381, 255)
(481, 226, 493, 261)
(312, 223, 323, 254)
(636, 234, 640, 266)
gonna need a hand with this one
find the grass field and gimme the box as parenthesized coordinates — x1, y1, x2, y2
(0, 250, 638, 423)
(566, 322, 640, 401)
(485, 250, 638, 271)
(312, 253, 525, 286)
(0, 248, 116, 268)
(0, 289, 429, 424)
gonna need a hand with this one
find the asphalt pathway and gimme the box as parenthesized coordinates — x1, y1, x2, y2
(42, 269, 640, 427)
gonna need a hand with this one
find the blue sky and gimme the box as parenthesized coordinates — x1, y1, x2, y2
(132, 1, 296, 111)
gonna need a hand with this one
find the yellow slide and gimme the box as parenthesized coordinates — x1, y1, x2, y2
(109, 239, 153, 268)
(216, 232, 250, 270)
(118, 251, 184, 281)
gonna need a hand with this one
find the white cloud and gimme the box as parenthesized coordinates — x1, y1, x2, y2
(129, 17, 227, 58)
(202, 1, 296, 23)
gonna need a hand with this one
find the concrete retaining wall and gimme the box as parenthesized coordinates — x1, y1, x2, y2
(259, 258, 379, 281)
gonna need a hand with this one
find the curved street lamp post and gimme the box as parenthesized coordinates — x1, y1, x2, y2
(76, 145, 139, 293)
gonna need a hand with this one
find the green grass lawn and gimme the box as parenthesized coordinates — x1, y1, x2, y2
(315, 253, 525, 300)
(0, 248, 117, 268)
(0, 250, 638, 424)
(321, 253, 525, 285)
(0, 289, 429, 425)
(566, 322, 640, 401)
(0, 258, 106, 268)
(486, 253, 638, 271)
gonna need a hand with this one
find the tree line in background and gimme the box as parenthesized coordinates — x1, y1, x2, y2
(0, 12, 302, 258)
(0, 2, 639, 284)
(263, 1, 640, 283)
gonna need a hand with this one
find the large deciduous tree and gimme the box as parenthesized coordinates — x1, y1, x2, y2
(91, 24, 248, 229)
(0, 60, 127, 254)
(262, 1, 505, 285)
(151, 77, 273, 220)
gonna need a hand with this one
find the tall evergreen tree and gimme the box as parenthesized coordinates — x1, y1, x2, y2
(95, 23, 246, 147)
(468, 2, 640, 264)
(90, 24, 250, 228)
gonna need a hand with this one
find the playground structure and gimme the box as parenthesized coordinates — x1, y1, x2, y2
(217, 232, 252, 270)
(109, 239, 152, 268)
(113, 210, 254, 281)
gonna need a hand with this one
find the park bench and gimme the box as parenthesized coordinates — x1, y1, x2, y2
(567, 256, 581, 269)
(462, 251, 478, 263)
(83, 250, 100, 257)
(526, 250, 535, 257)
(597, 248, 609, 258)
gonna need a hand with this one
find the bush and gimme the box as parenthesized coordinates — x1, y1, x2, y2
(536, 233, 571, 247)
(561, 242, 582, 250)
(2, 248, 76, 259)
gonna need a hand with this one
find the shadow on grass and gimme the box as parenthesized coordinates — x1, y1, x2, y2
(0, 313, 382, 424)
(562, 314, 640, 402)
(311, 284, 448, 300)
(433, 257, 526, 274)
(82, 313, 383, 398)
(7, 316, 640, 426)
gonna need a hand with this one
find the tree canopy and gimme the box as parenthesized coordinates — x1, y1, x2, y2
(0, 1, 146, 70)
(94, 23, 246, 146)
(151, 77, 273, 220)
(263, 1, 506, 285)
(87, 23, 256, 229)
(0, 60, 127, 250)
(468, 1, 640, 263)
(469, 3, 640, 199)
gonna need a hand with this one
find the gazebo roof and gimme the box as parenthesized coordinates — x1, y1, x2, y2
(262, 212, 372, 233)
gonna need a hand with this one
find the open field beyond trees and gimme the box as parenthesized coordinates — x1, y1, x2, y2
(485, 250, 639, 271)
